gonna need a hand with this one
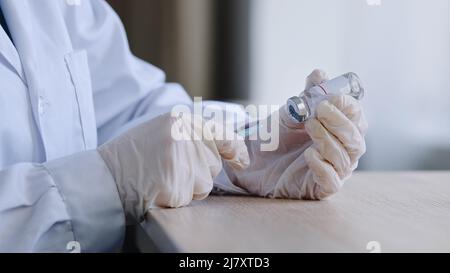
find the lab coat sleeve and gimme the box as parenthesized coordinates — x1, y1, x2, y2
(0, 150, 125, 252)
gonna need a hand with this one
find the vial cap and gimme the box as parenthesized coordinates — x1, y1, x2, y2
(287, 96, 309, 123)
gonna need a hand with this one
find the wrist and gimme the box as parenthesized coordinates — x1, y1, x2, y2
(97, 145, 130, 219)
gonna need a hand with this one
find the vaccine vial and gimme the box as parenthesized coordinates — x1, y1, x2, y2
(287, 72, 364, 123)
(236, 72, 365, 137)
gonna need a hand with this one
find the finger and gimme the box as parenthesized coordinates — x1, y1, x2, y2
(316, 99, 366, 164)
(305, 69, 329, 90)
(328, 95, 369, 136)
(174, 117, 218, 202)
(304, 147, 342, 198)
(153, 177, 196, 208)
(192, 176, 213, 201)
(305, 118, 352, 178)
(189, 147, 216, 200)
(188, 116, 250, 172)
(193, 191, 210, 201)
(215, 138, 250, 171)
(204, 120, 250, 171)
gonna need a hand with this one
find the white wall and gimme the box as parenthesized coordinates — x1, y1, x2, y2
(250, 0, 450, 170)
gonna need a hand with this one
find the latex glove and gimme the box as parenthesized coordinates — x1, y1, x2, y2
(224, 69, 368, 200)
(98, 112, 249, 222)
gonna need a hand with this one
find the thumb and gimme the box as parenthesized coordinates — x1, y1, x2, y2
(305, 69, 329, 91)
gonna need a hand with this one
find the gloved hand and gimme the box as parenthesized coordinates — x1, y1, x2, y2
(98, 112, 250, 222)
(224, 69, 368, 200)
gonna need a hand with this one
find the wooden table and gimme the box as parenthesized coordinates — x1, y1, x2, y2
(132, 172, 450, 252)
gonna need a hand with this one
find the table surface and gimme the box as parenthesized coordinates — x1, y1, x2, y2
(135, 172, 450, 253)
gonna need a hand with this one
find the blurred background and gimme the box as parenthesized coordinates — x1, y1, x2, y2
(107, 0, 450, 171)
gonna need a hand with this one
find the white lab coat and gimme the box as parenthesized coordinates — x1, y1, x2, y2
(0, 0, 244, 252)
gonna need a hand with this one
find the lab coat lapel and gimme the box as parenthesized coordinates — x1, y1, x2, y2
(1, 0, 76, 160)
(1, 0, 44, 133)
(0, 2, 25, 82)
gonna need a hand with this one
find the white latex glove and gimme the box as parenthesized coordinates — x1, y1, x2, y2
(98, 112, 250, 222)
(224, 69, 368, 200)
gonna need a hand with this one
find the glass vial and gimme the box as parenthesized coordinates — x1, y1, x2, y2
(287, 72, 364, 123)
